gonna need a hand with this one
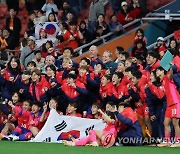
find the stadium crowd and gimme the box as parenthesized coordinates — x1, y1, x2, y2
(0, 0, 180, 148)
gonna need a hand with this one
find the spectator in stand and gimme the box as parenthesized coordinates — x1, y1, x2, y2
(6, 8, 21, 48)
(108, 14, 125, 36)
(131, 39, 147, 66)
(134, 28, 147, 45)
(61, 1, 77, 23)
(68, 0, 80, 18)
(94, 26, 104, 39)
(26, 61, 37, 73)
(39, 29, 47, 40)
(41, 55, 56, 74)
(27, 11, 36, 36)
(47, 12, 58, 22)
(168, 39, 178, 51)
(94, 14, 110, 36)
(129, 0, 142, 18)
(34, 10, 47, 25)
(79, 20, 93, 45)
(102, 50, 118, 73)
(2, 29, 16, 50)
(88, 0, 105, 33)
(153, 37, 167, 58)
(32, 50, 45, 71)
(66, 21, 83, 50)
(6, 0, 19, 13)
(117, 1, 141, 25)
(55, 47, 79, 70)
(41, 0, 58, 17)
(88, 45, 103, 69)
(65, 11, 77, 24)
(79, 0, 85, 11)
(20, 36, 37, 68)
(54, 35, 65, 56)
(1, 56, 22, 100)
(25, 0, 36, 12)
(108, 0, 122, 15)
(41, 40, 53, 58)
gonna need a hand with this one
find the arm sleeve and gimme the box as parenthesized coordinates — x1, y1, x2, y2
(114, 111, 133, 126)
(76, 87, 88, 95)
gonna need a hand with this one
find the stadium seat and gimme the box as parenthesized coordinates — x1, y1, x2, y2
(0, 7, 8, 18)
(20, 24, 28, 36)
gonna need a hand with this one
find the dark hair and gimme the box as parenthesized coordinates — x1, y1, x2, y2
(63, 47, 74, 55)
(67, 73, 77, 80)
(118, 102, 130, 108)
(68, 101, 78, 109)
(113, 72, 124, 80)
(79, 65, 89, 71)
(135, 28, 144, 37)
(147, 51, 159, 59)
(95, 62, 105, 69)
(32, 102, 41, 107)
(116, 46, 124, 53)
(28, 11, 35, 16)
(7, 56, 22, 76)
(103, 74, 112, 81)
(132, 71, 142, 79)
(80, 57, 91, 65)
(168, 48, 178, 57)
(106, 101, 116, 106)
(69, 67, 79, 75)
(92, 102, 101, 109)
(45, 64, 56, 73)
(105, 111, 116, 120)
(27, 61, 37, 67)
(120, 51, 129, 59)
(60, 22, 69, 30)
(48, 12, 57, 22)
(56, 35, 64, 42)
(156, 66, 167, 74)
(125, 67, 136, 73)
(31, 69, 41, 76)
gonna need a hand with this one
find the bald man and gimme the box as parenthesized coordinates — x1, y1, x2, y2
(88, 45, 103, 69)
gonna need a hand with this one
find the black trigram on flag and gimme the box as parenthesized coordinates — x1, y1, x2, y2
(43, 137, 51, 142)
(85, 125, 94, 136)
(54, 120, 67, 131)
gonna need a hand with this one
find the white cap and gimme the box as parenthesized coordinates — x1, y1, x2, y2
(28, 36, 36, 42)
(121, 1, 128, 7)
(157, 37, 164, 41)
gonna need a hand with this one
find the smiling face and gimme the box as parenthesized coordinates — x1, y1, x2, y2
(31, 104, 40, 114)
(46, 67, 55, 77)
(12, 93, 19, 103)
(101, 76, 109, 86)
(102, 52, 111, 64)
(10, 58, 18, 69)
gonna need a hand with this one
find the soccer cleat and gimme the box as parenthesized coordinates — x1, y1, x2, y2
(7, 134, 19, 141)
(157, 141, 171, 147)
(170, 143, 180, 148)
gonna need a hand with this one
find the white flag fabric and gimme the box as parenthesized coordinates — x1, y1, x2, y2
(35, 22, 60, 39)
(35, 38, 56, 48)
(33, 109, 106, 143)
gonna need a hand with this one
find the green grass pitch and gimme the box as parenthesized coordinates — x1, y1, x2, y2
(0, 141, 180, 154)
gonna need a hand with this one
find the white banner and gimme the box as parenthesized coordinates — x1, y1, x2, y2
(33, 109, 106, 143)
(35, 22, 60, 39)
(35, 38, 56, 48)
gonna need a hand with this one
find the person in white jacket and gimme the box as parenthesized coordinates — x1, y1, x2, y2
(41, 0, 58, 17)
